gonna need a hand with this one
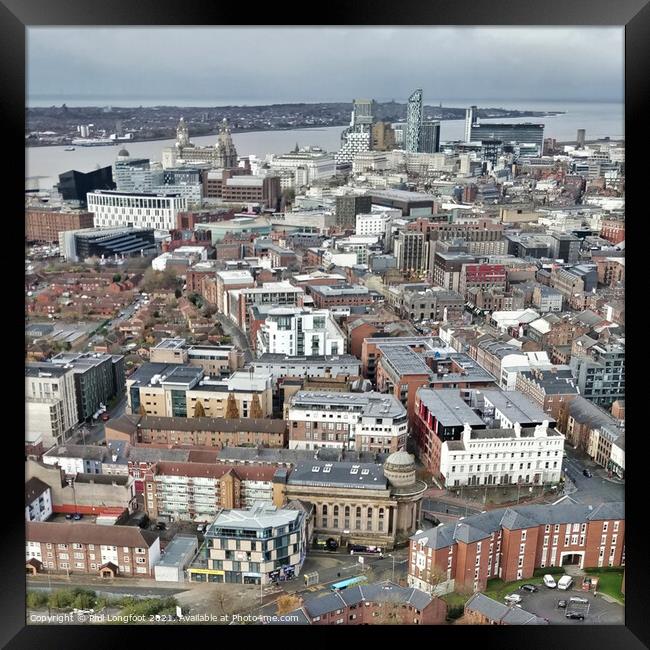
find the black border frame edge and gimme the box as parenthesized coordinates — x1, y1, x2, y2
(4, 0, 650, 647)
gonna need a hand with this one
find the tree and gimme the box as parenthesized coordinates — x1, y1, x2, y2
(174, 288, 182, 299)
(113, 273, 122, 283)
(225, 393, 240, 419)
(249, 393, 263, 419)
(276, 594, 301, 615)
(194, 400, 206, 418)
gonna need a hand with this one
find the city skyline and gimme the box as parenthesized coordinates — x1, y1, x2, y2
(28, 27, 624, 104)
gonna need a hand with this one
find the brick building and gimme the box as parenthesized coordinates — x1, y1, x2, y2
(25, 522, 161, 578)
(408, 501, 625, 594)
(25, 209, 94, 243)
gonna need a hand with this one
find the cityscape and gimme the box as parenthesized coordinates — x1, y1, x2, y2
(25, 27, 624, 627)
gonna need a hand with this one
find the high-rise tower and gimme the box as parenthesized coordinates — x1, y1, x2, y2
(406, 89, 423, 153)
(216, 118, 238, 168)
(464, 106, 477, 142)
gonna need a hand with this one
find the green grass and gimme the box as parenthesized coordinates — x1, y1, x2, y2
(584, 569, 624, 604)
(440, 591, 469, 610)
(482, 577, 544, 602)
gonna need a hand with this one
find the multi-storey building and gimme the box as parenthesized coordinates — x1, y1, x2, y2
(570, 341, 625, 408)
(432, 251, 478, 292)
(25, 478, 53, 522)
(440, 420, 564, 488)
(408, 501, 624, 595)
(532, 286, 563, 312)
(106, 414, 287, 449)
(26, 363, 79, 449)
(49, 352, 125, 422)
(149, 339, 244, 377)
(194, 502, 306, 585)
(86, 190, 187, 232)
(256, 307, 346, 357)
(144, 462, 278, 521)
(25, 522, 161, 578)
(458, 264, 507, 300)
(252, 353, 361, 385)
(400, 287, 465, 324)
(405, 89, 423, 153)
(308, 284, 373, 309)
(470, 123, 544, 155)
(25, 209, 95, 244)
(228, 282, 305, 332)
(334, 194, 372, 229)
(514, 368, 579, 420)
(414, 388, 556, 478)
(287, 391, 407, 453)
(58, 227, 157, 262)
(276, 451, 427, 549)
(394, 231, 429, 275)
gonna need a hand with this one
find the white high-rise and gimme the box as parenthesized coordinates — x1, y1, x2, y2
(406, 89, 423, 153)
(464, 105, 477, 142)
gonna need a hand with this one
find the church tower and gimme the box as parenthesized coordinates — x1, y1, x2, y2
(215, 118, 238, 168)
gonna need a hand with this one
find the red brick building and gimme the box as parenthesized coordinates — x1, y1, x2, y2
(25, 209, 94, 243)
(408, 501, 625, 594)
(25, 522, 161, 578)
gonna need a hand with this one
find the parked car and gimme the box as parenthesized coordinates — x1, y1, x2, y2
(569, 597, 589, 605)
(583, 469, 593, 478)
(521, 584, 538, 592)
(557, 600, 568, 609)
(65, 513, 73, 520)
(504, 594, 523, 604)
(543, 574, 557, 588)
(557, 575, 574, 590)
(73, 513, 83, 520)
(566, 611, 585, 620)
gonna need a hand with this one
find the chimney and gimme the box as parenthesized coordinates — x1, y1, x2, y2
(514, 422, 521, 437)
(462, 422, 472, 443)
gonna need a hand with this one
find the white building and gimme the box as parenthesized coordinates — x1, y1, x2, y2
(440, 421, 565, 488)
(268, 149, 336, 187)
(26, 364, 79, 448)
(256, 307, 345, 357)
(87, 191, 187, 232)
(334, 234, 380, 264)
(355, 212, 394, 237)
(25, 478, 53, 523)
(352, 151, 388, 174)
(335, 130, 371, 165)
(288, 391, 408, 452)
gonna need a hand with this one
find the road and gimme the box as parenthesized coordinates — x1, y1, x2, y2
(561, 447, 624, 505)
(422, 498, 481, 518)
(69, 395, 127, 445)
(215, 313, 253, 363)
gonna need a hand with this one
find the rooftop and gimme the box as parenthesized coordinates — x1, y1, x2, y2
(207, 502, 301, 533)
(288, 461, 387, 491)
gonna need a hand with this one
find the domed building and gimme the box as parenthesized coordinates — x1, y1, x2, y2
(383, 451, 428, 544)
(276, 449, 427, 551)
(116, 147, 130, 160)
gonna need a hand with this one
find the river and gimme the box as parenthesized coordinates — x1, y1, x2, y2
(26, 100, 623, 190)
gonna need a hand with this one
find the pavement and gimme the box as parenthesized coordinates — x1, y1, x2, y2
(561, 447, 624, 505)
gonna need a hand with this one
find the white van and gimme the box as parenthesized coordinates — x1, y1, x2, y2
(543, 574, 557, 588)
(557, 575, 574, 590)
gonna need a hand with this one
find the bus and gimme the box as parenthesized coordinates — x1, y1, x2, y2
(330, 575, 368, 592)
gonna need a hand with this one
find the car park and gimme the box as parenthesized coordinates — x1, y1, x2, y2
(521, 584, 538, 592)
(569, 597, 589, 605)
(557, 600, 568, 609)
(566, 611, 585, 620)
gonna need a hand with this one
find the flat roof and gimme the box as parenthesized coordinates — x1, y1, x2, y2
(290, 390, 405, 419)
(481, 389, 555, 424)
(208, 503, 301, 532)
(155, 535, 198, 568)
(417, 389, 485, 428)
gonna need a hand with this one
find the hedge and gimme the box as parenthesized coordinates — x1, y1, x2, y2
(533, 567, 565, 577)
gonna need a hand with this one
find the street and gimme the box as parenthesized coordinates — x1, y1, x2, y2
(215, 312, 253, 363)
(562, 447, 624, 505)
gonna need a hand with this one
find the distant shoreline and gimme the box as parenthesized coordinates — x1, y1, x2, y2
(26, 112, 566, 148)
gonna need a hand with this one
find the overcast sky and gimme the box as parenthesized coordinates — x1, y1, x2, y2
(27, 27, 624, 104)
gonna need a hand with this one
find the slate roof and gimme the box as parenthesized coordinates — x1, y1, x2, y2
(465, 592, 548, 625)
(288, 461, 387, 491)
(411, 501, 624, 548)
(25, 477, 50, 507)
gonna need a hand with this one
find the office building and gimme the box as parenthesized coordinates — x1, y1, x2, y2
(335, 99, 374, 165)
(464, 106, 477, 142)
(570, 342, 625, 408)
(405, 89, 423, 153)
(394, 231, 429, 274)
(287, 391, 407, 453)
(25, 209, 94, 244)
(470, 123, 545, 155)
(87, 190, 187, 232)
(371, 121, 396, 151)
(57, 167, 116, 205)
(577, 129, 586, 148)
(252, 354, 361, 384)
(58, 227, 157, 262)
(335, 193, 372, 229)
(419, 121, 441, 154)
(195, 502, 306, 585)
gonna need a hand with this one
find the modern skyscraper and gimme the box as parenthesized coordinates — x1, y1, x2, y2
(419, 121, 441, 153)
(352, 99, 374, 128)
(406, 89, 423, 153)
(336, 99, 374, 164)
(464, 106, 477, 142)
(470, 123, 545, 156)
(577, 129, 586, 149)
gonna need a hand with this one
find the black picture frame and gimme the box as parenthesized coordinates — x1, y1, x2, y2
(4, 1, 647, 647)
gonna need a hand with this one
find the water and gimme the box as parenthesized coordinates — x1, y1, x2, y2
(26, 100, 623, 190)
